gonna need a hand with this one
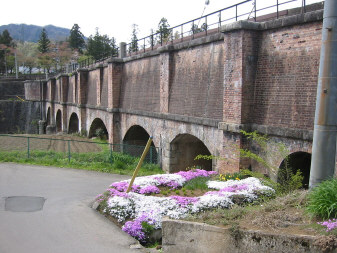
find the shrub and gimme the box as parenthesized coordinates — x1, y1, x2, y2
(307, 178, 337, 219)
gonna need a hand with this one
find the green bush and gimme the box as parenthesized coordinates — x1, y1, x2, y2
(306, 177, 337, 219)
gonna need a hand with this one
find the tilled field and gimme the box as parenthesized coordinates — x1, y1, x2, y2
(0, 134, 103, 153)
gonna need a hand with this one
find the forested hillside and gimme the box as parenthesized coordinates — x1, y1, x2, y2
(0, 24, 70, 42)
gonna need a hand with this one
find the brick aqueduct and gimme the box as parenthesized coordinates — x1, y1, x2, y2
(25, 7, 325, 186)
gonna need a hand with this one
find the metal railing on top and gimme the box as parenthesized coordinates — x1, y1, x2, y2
(126, 0, 313, 55)
(39, 0, 318, 77)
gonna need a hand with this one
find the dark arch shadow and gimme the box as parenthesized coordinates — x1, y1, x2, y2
(123, 125, 158, 164)
(56, 110, 62, 133)
(46, 107, 51, 125)
(278, 151, 311, 189)
(170, 134, 212, 172)
(68, 113, 79, 134)
(89, 118, 108, 140)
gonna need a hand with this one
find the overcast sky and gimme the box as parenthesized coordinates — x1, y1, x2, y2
(0, 0, 322, 44)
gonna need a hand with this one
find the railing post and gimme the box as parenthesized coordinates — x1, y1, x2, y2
(144, 38, 146, 53)
(27, 137, 30, 158)
(161, 32, 163, 46)
(277, 0, 279, 19)
(254, 0, 257, 21)
(205, 16, 208, 36)
(68, 140, 71, 162)
(236, 5, 238, 21)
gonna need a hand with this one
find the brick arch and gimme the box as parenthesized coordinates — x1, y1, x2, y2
(122, 122, 159, 147)
(68, 112, 79, 134)
(169, 133, 212, 172)
(88, 118, 109, 139)
(123, 125, 158, 164)
(278, 151, 312, 189)
(56, 109, 62, 132)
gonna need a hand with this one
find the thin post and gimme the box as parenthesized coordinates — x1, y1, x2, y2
(27, 137, 30, 158)
(205, 16, 208, 36)
(254, 0, 257, 21)
(68, 140, 71, 162)
(309, 0, 337, 188)
(126, 137, 153, 193)
(236, 5, 238, 21)
(110, 143, 113, 164)
(277, 0, 279, 19)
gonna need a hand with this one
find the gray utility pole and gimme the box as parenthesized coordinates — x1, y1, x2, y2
(309, 0, 337, 188)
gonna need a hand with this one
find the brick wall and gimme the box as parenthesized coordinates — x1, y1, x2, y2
(169, 42, 224, 120)
(87, 68, 99, 106)
(101, 66, 109, 107)
(67, 75, 75, 103)
(251, 21, 322, 130)
(120, 56, 160, 112)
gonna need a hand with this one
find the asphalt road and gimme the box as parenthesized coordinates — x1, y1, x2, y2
(0, 163, 147, 253)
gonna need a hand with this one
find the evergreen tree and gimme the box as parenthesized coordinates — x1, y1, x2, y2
(0, 29, 14, 47)
(0, 30, 15, 75)
(156, 18, 170, 44)
(129, 24, 139, 53)
(68, 24, 85, 53)
(86, 28, 115, 60)
(38, 28, 50, 53)
(111, 37, 118, 57)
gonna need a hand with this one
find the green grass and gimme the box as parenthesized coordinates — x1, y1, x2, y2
(307, 177, 337, 219)
(183, 176, 210, 191)
(0, 149, 163, 176)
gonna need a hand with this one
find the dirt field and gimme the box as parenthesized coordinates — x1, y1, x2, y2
(0, 134, 104, 153)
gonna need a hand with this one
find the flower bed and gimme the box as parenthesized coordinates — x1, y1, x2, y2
(96, 169, 274, 243)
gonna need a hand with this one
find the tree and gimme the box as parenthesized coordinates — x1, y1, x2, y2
(16, 42, 39, 74)
(129, 24, 139, 53)
(156, 18, 170, 44)
(0, 30, 15, 75)
(68, 24, 85, 53)
(191, 23, 208, 34)
(86, 28, 115, 60)
(37, 29, 52, 73)
(111, 37, 118, 57)
(38, 28, 50, 53)
(0, 29, 14, 47)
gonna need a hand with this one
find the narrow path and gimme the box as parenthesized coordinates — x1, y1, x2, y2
(0, 163, 146, 253)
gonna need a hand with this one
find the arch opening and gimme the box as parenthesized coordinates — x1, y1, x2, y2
(89, 118, 108, 140)
(170, 134, 212, 173)
(56, 110, 62, 133)
(278, 152, 311, 189)
(68, 113, 79, 134)
(123, 125, 158, 164)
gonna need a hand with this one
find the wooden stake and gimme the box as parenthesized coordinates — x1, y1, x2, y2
(126, 137, 153, 193)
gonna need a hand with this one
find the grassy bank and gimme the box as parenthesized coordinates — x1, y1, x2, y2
(0, 149, 163, 176)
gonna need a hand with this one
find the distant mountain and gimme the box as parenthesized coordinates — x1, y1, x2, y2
(0, 24, 71, 42)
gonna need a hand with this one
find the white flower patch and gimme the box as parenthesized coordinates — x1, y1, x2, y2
(207, 177, 274, 193)
(192, 194, 233, 213)
(119, 173, 186, 189)
(128, 192, 190, 228)
(106, 196, 135, 222)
